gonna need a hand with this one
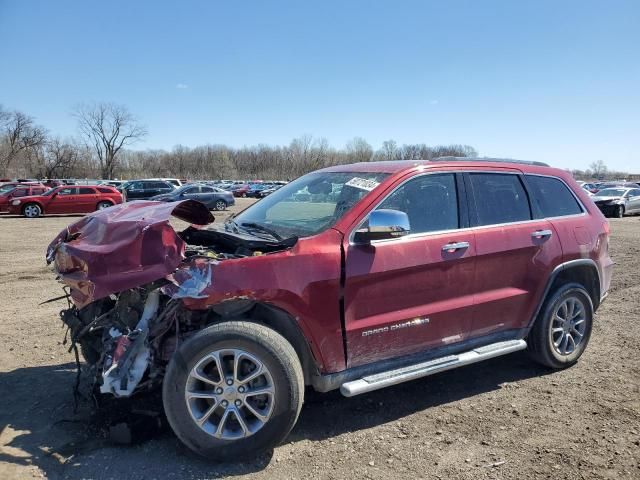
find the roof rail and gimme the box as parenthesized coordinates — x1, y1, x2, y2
(432, 156, 550, 167)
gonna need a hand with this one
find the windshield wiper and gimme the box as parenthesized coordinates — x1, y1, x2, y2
(239, 222, 283, 241)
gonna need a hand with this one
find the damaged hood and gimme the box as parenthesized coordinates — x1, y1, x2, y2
(47, 200, 214, 307)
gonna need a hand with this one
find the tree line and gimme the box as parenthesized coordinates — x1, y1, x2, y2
(0, 102, 480, 181)
(2, 102, 627, 182)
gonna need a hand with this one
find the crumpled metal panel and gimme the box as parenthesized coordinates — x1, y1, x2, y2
(162, 258, 215, 299)
(46, 200, 214, 307)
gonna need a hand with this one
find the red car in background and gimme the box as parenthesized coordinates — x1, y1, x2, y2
(8, 185, 123, 217)
(0, 183, 48, 212)
(231, 183, 250, 197)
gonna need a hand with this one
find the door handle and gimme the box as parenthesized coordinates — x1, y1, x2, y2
(531, 229, 553, 239)
(442, 241, 470, 253)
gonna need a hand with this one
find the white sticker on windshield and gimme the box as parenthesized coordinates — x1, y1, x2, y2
(345, 177, 380, 191)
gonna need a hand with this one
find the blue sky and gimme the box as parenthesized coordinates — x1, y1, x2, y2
(1, 0, 639, 171)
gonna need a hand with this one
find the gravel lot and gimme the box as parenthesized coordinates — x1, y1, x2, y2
(1, 200, 639, 479)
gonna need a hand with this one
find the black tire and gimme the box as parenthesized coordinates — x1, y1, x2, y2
(22, 203, 42, 218)
(163, 321, 304, 460)
(614, 205, 624, 218)
(96, 201, 112, 211)
(527, 283, 593, 368)
(214, 199, 227, 211)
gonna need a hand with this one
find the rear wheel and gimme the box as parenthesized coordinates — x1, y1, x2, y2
(163, 321, 304, 460)
(214, 199, 227, 211)
(23, 203, 42, 218)
(96, 201, 112, 210)
(528, 283, 593, 368)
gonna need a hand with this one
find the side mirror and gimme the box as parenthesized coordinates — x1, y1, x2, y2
(353, 209, 411, 244)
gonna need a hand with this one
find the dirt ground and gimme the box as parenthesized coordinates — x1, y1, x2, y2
(1, 199, 639, 479)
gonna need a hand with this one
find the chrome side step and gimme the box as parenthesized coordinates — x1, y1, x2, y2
(340, 339, 527, 397)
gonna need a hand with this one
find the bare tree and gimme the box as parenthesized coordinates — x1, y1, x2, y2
(589, 160, 608, 178)
(74, 102, 147, 179)
(42, 138, 81, 178)
(345, 137, 373, 162)
(0, 106, 47, 176)
(378, 140, 398, 160)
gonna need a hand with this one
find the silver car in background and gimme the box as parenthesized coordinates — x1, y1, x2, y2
(592, 187, 640, 218)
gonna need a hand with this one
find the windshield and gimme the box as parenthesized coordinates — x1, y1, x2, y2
(0, 184, 17, 192)
(595, 188, 627, 197)
(230, 171, 389, 238)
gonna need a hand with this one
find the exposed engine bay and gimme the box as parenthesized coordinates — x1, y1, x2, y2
(47, 200, 296, 403)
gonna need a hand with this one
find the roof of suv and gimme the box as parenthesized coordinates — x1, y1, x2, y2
(320, 157, 551, 174)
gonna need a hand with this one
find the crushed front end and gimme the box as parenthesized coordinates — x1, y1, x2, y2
(46, 199, 295, 402)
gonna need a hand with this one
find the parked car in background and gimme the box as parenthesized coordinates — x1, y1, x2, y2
(0, 183, 48, 212)
(577, 182, 598, 194)
(150, 183, 235, 210)
(41, 179, 66, 188)
(231, 183, 250, 197)
(256, 185, 282, 198)
(148, 177, 182, 187)
(592, 187, 640, 218)
(101, 180, 125, 188)
(245, 184, 269, 198)
(120, 180, 175, 200)
(0, 181, 44, 192)
(8, 185, 122, 217)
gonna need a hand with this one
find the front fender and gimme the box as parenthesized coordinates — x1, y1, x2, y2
(177, 229, 346, 374)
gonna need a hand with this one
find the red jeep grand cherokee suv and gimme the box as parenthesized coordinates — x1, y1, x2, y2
(47, 158, 612, 459)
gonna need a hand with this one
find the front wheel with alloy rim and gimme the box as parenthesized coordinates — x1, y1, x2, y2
(527, 283, 593, 368)
(23, 203, 42, 218)
(214, 199, 227, 211)
(163, 321, 304, 460)
(96, 201, 112, 210)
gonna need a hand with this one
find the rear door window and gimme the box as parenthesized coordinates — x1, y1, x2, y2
(469, 173, 531, 226)
(525, 175, 583, 218)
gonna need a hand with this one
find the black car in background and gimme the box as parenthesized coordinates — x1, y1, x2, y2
(120, 180, 175, 200)
(150, 183, 235, 210)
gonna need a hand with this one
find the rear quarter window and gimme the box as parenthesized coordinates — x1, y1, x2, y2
(97, 187, 113, 193)
(525, 175, 583, 218)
